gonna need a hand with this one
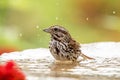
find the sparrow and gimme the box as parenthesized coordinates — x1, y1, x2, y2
(43, 25, 94, 62)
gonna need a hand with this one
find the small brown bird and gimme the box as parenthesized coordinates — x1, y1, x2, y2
(43, 25, 94, 62)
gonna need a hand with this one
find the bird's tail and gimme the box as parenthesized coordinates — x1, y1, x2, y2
(80, 53, 95, 60)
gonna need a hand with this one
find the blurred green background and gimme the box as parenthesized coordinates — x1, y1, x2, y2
(0, 0, 120, 52)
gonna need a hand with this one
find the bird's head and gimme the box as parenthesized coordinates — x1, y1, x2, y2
(43, 25, 71, 42)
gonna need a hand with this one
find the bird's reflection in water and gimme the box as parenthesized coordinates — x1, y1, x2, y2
(50, 60, 97, 73)
(49, 61, 80, 79)
(50, 61, 79, 71)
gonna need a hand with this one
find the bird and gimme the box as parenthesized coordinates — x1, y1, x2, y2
(43, 25, 94, 62)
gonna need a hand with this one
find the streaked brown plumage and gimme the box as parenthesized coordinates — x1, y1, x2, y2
(43, 25, 93, 62)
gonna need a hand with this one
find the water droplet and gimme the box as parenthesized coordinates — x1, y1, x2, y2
(86, 17, 89, 21)
(19, 33, 22, 37)
(56, 17, 58, 20)
(36, 25, 39, 29)
(112, 11, 116, 14)
(56, 3, 59, 6)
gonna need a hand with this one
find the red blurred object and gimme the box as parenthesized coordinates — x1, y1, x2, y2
(0, 60, 25, 80)
(0, 46, 17, 55)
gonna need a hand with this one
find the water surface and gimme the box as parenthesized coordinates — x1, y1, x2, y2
(0, 42, 120, 80)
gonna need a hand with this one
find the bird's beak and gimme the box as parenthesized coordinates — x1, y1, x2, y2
(43, 28, 51, 33)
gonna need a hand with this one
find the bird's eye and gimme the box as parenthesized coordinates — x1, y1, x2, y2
(54, 28, 58, 31)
